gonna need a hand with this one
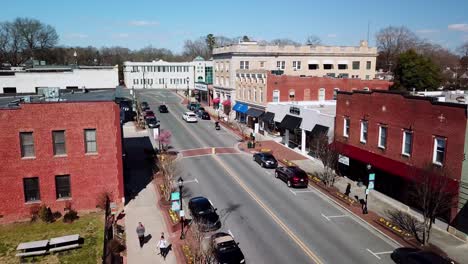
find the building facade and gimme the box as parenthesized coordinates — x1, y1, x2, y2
(212, 40, 378, 109)
(334, 90, 467, 231)
(0, 96, 124, 222)
(123, 58, 213, 91)
(0, 66, 119, 94)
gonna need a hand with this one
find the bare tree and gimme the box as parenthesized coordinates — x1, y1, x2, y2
(182, 37, 210, 60)
(213, 35, 235, 48)
(457, 42, 468, 57)
(187, 219, 216, 264)
(270, 38, 300, 46)
(305, 35, 322, 46)
(387, 166, 456, 246)
(236, 122, 248, 141)
(157, 154, 179, 201)
(375, 26, 419, 71)
(310, 133, 338, 187)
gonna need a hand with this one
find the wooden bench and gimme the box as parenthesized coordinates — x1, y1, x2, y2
(16, 239, 49, 257)
(49, 234, 81, 253)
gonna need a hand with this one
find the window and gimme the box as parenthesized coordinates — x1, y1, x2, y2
(365, 75, 370, 80)
(378, 126, 387, 149)
(20, 132, 35, 157)
(433, 137, 446, 165)
(323, 64, 333, 70)
(245, 61, 249, 70)
(293, 61, 301, 70)
(308, 64, 319, 70)
(402, 131, 412, 156)
(360, 120, 368, 143)
(277, 61, 285, 70)
(55, 175, 71, 199)
(84, 129, 97, 153)
(343, 118, 350, 137)
(273, 90, 280, 102)
(338, 64, 347, 70)
(366, 61, 372, 70)
(363, 87, 370, 91)
(4, 87, 17, 93)
(318, 88, 325, 101)
(352, 61, 360, 70)
(260, 61, 265, 68)
(23, 177, 40, 202)
(240, 61, 244, 69)
(52, 130, 66, 155)
(289, 90, 295, 101)
(333, 88, 340, 100)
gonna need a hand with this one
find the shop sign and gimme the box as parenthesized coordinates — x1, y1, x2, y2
(195, 83, 208, 91)
(338, 154, 349, 166)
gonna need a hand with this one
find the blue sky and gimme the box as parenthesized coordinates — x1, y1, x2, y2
(1, 0, 467, 53)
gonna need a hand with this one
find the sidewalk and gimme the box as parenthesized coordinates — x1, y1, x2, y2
(122, 122, 178, 264)
(238, 139, 468, 263)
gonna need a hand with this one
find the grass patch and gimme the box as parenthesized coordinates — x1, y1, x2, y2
(0, 212, 104, 264)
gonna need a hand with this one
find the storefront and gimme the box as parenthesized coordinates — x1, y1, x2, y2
(245, 107, 264, 133)
(260, 112, 276, 134)
(278, 115, 303, 148)
(232, 102, 248, 123)
(195, 82, 210, 106)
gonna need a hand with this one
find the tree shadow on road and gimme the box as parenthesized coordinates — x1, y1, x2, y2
(219, 203, 242, 227)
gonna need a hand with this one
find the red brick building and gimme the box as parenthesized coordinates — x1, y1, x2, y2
(0, 97, 124, 222)
(334, 90, 467, 228)
(265, 74, 392, 103)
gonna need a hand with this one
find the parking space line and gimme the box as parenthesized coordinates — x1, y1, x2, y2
(289, 189, 297, 196)
(321, 213, 348, 221)
(366, 248, 393, 260)
(182, 178, 199, 184)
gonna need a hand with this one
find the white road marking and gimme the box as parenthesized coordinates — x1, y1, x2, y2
(228, 229, 234, 238)
(289, 189, 297, 196)
(321, 213, 348, 221)
(366, 248, 393, 260)
(182, 178, 199, 184)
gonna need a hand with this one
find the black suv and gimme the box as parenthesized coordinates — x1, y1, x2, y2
(253, 152, 278, 168)
(211, 232, 246, 264)
(188, 196, 221, 232)
(391, 248, 454, 264)
(159, 104, 168, 113)
(140, 101, 149, 111)
(274, 166, 309, 188)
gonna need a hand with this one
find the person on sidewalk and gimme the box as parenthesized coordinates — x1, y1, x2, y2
(136, 222, 146, 248)
(157, 235, 168, 259)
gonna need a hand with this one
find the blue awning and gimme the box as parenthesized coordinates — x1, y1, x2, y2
(232, 102, 248, 113)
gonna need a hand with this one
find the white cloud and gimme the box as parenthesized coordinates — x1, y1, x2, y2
(129, 20, 159, 26)
(113, 33, 129, 38)
(327, 34, 337, 38)
(66, 33, 89, 39)
(415, 29, 439, 34)
(448, 23, 468, 32)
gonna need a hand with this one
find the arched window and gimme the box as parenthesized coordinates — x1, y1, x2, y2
(363, 87, 370, 91)
(289, 89, 295, 101)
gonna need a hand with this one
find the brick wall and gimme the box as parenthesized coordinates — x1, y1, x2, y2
(334, 91, 467, 181)
(266, 74, 392, 102)
(0, 101, 124, 222)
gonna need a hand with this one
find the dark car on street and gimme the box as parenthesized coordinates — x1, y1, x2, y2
(390, 247, 454, 264)
(274, 166, 309, 188)
(159, 104, 168, 113)
(211, 232, 246, 264)
(145, 117, 160, 128)
(201, 111, 211, 120)
(140, 101, 149, 111)
(253, 152, 278, 168)
(188, 196, 221, 232)
(187, 102, 200, 111)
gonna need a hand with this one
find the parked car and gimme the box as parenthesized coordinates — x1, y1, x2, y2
(140, 101, 149, 111)
(144, 110, 155, 119)
(146, 117, 160, 128)
(201, 111, 211, 120)
(159, 104, 168, 113)
(253, 152, 278, 168)
(211, 232, 246, 264)
(188, 196, 221, 232)
(274, 166, 309, 188)
(182, 111, 198, 123)
(187, 102, 200, 111)
(390, 248, 454, 264)
(196, 107, 205, 114)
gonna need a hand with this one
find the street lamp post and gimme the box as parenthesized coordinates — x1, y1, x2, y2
(186, 77, 190, 101)
(178, 177, 185, 239)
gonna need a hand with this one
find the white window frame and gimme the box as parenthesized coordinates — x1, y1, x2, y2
(240, 61, 245, 70)
(402, 131, 412, 156)
(360, 120, 368, 143)
(318, 88, 326, 101)
(378, 125, 387, 149)
(343, 117, 350, 138)
(433, 137, 446, 166)
(273, 90, 280, 103)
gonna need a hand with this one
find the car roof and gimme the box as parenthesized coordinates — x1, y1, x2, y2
(185, 111, 195, 114)
(214, 235, 234, 245)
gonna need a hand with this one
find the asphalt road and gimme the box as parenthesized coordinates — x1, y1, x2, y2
(137, 89, 398, 264)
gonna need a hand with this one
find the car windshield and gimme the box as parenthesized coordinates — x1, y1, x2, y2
(147, 117, 157, 122)
(292, 169, 307, 178)
(263, 154, 274, 159)
(189, 114, 196, 117)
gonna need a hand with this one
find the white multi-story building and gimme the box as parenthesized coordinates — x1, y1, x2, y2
(0, 66, 119, 94)
(212, 40, 378, 108)
(123, 58, 213, 91)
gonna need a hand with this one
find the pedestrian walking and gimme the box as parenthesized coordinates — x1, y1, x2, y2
(136, 222, 146, 248)
(158, 235, 168, 259)
(345, 183, 351, 197)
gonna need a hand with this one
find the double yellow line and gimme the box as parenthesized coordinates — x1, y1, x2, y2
(165, 91, 323, 264)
